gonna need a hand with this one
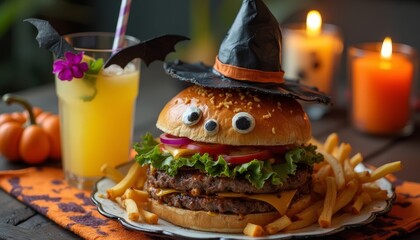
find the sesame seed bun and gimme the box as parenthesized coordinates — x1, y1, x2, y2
(156, 85, 311, 146)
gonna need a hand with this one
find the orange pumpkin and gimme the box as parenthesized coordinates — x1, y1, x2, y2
(19, 124, 50, 164)
(0, 94, 60, 164)
(0, 121, 23, 161)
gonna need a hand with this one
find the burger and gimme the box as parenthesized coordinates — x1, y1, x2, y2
(134, 85, 323, 232)
(133, 0, 329, 233)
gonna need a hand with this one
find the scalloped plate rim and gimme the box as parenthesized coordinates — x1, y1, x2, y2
(91, 162, 395, 239)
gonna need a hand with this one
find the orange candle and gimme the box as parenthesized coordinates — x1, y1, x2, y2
(351, 37, 414, 134)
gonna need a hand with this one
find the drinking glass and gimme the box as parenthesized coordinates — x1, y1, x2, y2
(55, 32, 140, 190)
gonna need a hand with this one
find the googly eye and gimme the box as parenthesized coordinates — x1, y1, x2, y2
(182, 106, 202, 126)
(232, 112, 255, 134)
(204, 119, 219, 136)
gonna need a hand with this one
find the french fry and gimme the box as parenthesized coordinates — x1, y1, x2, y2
(335, 143, 352, 163)
(135, 164, 148, 189)
(318, 177, 337, 228)
(368, 190, 389, 200)
(351, 192, 372, 214)
(312, 181, 327, 195)
(100, 163, 124, 183)
(139, 208, 159, 224)
(123, 188, 149, 204)
(136, 174, 147, 189)
(265, 215, 292, 234)
(244, 223, 265, 237)
(333, 179, 358, 214)
(362, 182, 381, 193)
(356, 171, 371, 183)
(286, 195, 312, 217)
(285, 209, 318, 231)
(350, 153, 363, 167)
(124, 198, 140, 221)
(367, 161, 402, 182)
(314, 165, 332, 182)
(361, 191, 372, 204)
(343, 159, 356, 182)
(107, 163, 145, 200)
(295, 200, 323, 220)
(115, 197, 125, 208)
(324, 133, 339, 154)
(322, 151, 346, 190)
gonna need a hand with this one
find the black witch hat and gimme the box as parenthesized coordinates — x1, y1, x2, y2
(164, 0, 330, 104)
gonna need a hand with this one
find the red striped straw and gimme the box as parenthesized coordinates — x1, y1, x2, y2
(112, 0, 132, 51)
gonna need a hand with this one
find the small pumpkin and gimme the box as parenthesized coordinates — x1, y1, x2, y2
(0, 94, 59, 164)
(0, 121, 23, 161)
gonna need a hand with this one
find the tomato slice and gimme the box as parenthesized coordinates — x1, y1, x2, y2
(222, 148, 273, 164)
(185, 142, 230, 156)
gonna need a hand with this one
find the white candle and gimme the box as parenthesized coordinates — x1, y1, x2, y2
(282, 10, 343, 95)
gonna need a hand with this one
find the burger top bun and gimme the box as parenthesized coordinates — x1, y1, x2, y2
(157, 85, 311, 146)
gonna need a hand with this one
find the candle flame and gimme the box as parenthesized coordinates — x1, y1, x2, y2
(381, 37, 392, 59)
(306, 10, 322, 37)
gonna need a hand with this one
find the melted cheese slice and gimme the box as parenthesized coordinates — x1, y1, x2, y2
(162, 145, 196, 159)
(217, 189, 297, 215)
(154, 187, 297, 216)
(156, 188, 181, 197)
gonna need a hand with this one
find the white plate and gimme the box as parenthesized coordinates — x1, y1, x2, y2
(91, 162, 395, 239)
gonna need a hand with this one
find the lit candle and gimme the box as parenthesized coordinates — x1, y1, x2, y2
(283, 10, 342, 95)
(351, 37, 415, 135)
(306, 10, 322, 37)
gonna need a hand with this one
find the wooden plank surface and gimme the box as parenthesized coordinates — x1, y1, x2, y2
(0, 190, 35, 225)
(0, 189, 81, 239)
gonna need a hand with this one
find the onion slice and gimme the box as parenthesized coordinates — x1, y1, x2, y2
(159, 133, 192, 146)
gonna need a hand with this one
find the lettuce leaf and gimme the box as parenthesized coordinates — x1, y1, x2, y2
(133, 133, 323, 189)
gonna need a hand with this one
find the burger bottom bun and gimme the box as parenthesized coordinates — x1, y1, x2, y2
(148, 199, 279, 233)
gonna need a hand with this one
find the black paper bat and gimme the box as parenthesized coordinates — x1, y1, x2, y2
(105, 35, 190, 68)
(24, 18, 75, 59)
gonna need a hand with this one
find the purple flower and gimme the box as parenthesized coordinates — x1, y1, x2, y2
(53, 52, 89, 81)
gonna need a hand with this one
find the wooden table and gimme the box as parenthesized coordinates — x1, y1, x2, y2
(0, 64, 419, 239)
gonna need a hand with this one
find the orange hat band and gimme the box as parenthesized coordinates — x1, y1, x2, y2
(213, 57, 284, 84)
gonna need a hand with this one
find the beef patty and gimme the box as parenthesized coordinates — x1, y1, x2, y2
(147, 181, 311, 214)
(146, 164, 312, 214)
(147, 164, 312, 195)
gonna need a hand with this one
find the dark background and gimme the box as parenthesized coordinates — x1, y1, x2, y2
(0, 0, 419, 108)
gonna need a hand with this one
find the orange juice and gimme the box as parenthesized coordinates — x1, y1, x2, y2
(55, 67, 140, 188)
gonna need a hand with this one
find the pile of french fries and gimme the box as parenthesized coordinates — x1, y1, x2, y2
(100, 132, 402, 237)
(244, 133, 402, 237)
(101, 162, 158, 224)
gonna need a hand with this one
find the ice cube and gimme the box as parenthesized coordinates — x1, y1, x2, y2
(124, 63, 136, 73)
(103, 64, 124, 76)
